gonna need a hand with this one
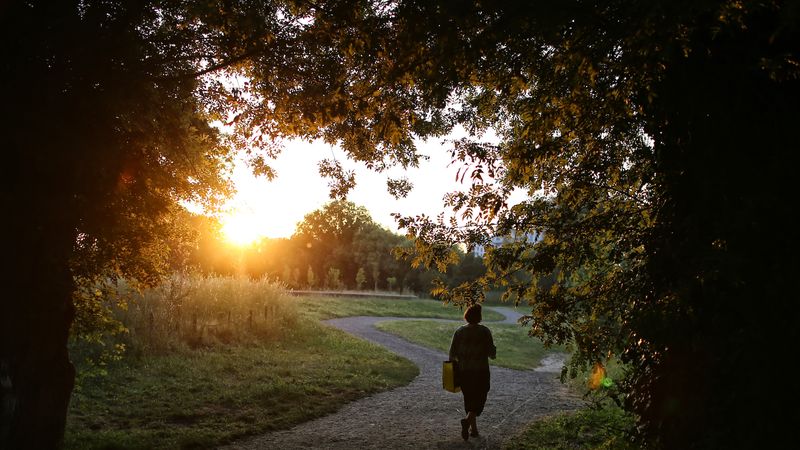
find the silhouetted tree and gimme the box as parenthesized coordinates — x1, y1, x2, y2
(308, 2, 797, 447)
(1, 2, 235, 445)
(295, 200, 379, 288)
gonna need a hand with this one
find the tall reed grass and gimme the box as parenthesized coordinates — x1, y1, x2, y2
(124, 274, 296, 351)
(70, 274, 296, 376)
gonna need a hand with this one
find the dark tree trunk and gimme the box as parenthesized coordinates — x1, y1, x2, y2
(1, 223, 77, 449)
(638, 16, 799, 448)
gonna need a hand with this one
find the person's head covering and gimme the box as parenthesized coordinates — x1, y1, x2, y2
(464, 303, 482, 324)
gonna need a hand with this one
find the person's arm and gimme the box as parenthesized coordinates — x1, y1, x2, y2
(487, 328, 497, 360)
(448, 329, 459, 362)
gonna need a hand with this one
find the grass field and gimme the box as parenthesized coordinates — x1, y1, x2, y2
(294, 295, 505, 322)
(65, 276, 627, 449)
(66, 319, 417, 449)
(502, 407, 636, 450)
(65, 278, 507, 449)
(374, 320, 565, 370)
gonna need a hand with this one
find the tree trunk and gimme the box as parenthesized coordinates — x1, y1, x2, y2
(1, 229, 76, 448)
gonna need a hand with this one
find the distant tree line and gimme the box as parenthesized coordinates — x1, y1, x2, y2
(184, 200, 486, 295)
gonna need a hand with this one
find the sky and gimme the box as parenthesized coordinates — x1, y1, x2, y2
(218, 128, 496, 242)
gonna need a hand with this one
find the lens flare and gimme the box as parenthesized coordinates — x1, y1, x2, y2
(589, 362, 613, 390)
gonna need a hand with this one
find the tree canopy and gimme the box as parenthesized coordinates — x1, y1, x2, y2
(330, 2, 797, 448)
(246, 1, 797, 447)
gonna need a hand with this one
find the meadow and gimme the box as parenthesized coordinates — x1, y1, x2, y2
(66, 275, 425, 449)
(66, 275, 629, 449)
(375, 320, 563, 370)
(295, 295, 505, 322)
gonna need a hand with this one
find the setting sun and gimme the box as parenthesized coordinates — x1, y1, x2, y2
(220, 211, 267, 246)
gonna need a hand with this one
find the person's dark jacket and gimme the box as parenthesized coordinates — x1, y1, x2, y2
(448, 324, 496, 371)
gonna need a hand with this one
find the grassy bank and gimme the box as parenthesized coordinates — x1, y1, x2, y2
(65, 276, 421, 449)
(66, 276, 629, 449)
(295, 295, 505, 322)
(503, 407, 636, 450)
(66, 321, 416, 449)
(374, 320, 564, 370)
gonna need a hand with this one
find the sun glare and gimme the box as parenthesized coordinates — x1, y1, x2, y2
(220, 212, 266, 246)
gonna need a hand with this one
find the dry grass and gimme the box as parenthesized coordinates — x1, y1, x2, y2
(114, 274, 296, 352)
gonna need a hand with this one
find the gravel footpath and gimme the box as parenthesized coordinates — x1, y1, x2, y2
(222, 307, 583, 449)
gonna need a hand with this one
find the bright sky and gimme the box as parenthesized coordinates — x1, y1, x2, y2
(219, 127, 517, 243)
(221, 138, 460, 241)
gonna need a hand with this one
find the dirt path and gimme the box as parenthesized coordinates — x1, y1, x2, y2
(222, 308, 582, 449)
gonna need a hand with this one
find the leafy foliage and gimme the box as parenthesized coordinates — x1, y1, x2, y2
(230, 1, 799, 448)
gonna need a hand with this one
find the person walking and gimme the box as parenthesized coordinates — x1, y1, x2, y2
(448, 303, 496, 440)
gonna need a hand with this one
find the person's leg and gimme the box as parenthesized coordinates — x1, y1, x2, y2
(469, 390, 488, 436)
(460, 376, 473, 440)
(470, 369, 489, 436)
(467, 410, 478, 436)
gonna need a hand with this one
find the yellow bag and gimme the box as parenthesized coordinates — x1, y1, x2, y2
(443, 360, 461, 393)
